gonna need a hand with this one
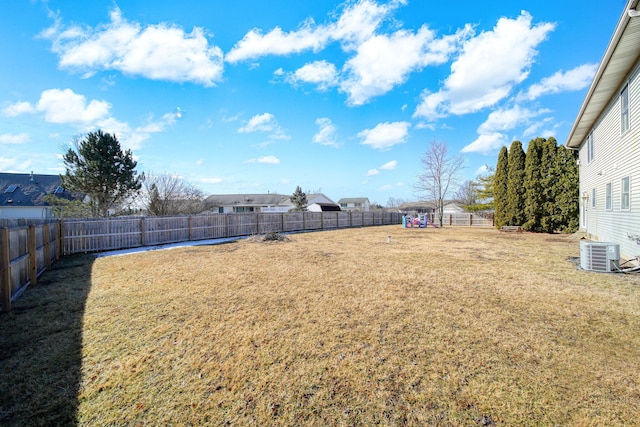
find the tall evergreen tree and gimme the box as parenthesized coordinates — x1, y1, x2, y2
(540, 138, 559, 232)
(61, 130, 143, 217)
(505, 140, 526, 226)
(289, 186, 308, 212)
(493, 147, 509, 228)
(523, 138, 544, 231)
(553, 145, 579, 233)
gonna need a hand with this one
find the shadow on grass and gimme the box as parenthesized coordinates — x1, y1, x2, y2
(0, 254, 94, 426)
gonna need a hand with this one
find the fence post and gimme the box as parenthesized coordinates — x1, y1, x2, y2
(1, 228, 10, 313)
(470, 214, 473, 226)
(140, 217, 146, 247)
(188, 216, 193, 241)
(29, 225, 37, 287)
(57, 220, 63, 259)
(44, 223, 51, 269)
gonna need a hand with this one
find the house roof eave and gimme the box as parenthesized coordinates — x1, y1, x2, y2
(566, 0, 640, 149)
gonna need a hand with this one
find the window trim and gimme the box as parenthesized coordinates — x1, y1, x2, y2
(621, 176, 630, 210)
(621, 84, 629, 134)
(586, 132, 594, 163)
(591, 188, 596, 208)
(605, 182, 612, 210)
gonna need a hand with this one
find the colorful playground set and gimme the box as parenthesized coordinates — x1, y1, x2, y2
(402, 213, 438, 228)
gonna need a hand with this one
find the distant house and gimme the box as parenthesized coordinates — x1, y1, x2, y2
(204, 194, 293, 213)
(338, 197, 370, 212)
(0, 172, 75, 219)
(565, 0, 640, 260)
(204, 192, 338, 213)
(399, 201, 464, 215)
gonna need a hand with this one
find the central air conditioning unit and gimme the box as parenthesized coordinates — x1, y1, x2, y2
(580, 241, 620, 272)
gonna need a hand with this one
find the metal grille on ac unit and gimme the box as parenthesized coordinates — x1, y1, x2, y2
(580, 241, 620, 272)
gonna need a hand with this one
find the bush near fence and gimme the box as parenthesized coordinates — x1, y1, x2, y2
(1, 211, 493, 312)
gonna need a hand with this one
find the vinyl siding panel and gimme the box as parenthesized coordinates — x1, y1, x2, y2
(580, 60, 640, 261)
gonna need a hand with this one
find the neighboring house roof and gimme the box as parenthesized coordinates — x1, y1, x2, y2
(338, 197, 370, 204)
(307, 193, 335, 204)
(399, 201, 435, 211)
(399, 200, 463, 210)
(566, 0, 640, 148)
(204, 193, 293, 207)
(0, 172, 75, 207)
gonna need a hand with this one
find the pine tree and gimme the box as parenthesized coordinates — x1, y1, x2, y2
(540, 138, 559, 232)
(289, 186, 308, 212)
(553, 145, 579, 233)
(523, 138, 544, 231)
(505, 141, 526, 226)
(61, 130, 142, 217)
(493, 147, 509, 228)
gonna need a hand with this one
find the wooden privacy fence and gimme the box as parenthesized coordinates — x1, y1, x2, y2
(61, 211, 402, 254)
(430, 212, 494, 227)
(0, 221, 62, 312)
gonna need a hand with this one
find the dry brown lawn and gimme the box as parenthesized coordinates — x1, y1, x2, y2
(2, 225, 640, 426)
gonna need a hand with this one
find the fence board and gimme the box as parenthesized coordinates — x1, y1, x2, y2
(1, 221, 60, 312)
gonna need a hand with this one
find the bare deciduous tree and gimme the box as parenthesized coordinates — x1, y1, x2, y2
(415, 139, 465, 226)
(140, 172, 205, 216)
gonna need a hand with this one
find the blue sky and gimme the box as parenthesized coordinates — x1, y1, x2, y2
(0, 0, 626, 205)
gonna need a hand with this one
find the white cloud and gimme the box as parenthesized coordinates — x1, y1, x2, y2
(366, 168, 379, 176)
(462, 132, 506, 154)
(522, 63, 597, 101)
(226, 0, 396, 63)
(341, 25, 470, 105)
(2, 101, 34, 117)
(313, 117, 339, 147)
(414, 11, 555, 119)
(245, 155, 280, 164)
(475, 164, 490, 176)
(380, 160, 398, 170)
(462, 105, 550, 154)
(3, 88, 178, 151)
(24, 88, 111, 125)
(0, 133, 30, 144)
(230, 0, 446, 105)
(239, 113, 289, 140)
(226, 20, 328, 64)
(201, 177, 223, 184)
(239, 113, 276, 133)
(358, 121, 410, 151)
(289, 61, 338, 90)
(477, 105, 549, 134)
(42, 7, 224, 86)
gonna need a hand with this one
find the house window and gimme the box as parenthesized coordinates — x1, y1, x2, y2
(621, 176, 630, 210)
(586, 133, 594, 163)
(233, 206, 255, 213)
(4, 185, 17, 193)
(621, 84, 629, 133)
(591, 188, 596, 208)
(605, 182, 612, 210)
